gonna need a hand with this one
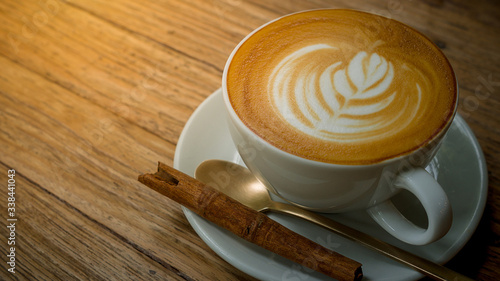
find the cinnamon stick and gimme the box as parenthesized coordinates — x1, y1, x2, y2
(138, 162, 363, 281)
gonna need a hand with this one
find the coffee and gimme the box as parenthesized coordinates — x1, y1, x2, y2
(226, 9, 457, 165)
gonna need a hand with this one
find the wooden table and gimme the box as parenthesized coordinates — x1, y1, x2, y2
(1, 0, 499, 280)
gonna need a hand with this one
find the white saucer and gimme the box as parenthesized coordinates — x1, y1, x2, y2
(173, 89, 488, 281)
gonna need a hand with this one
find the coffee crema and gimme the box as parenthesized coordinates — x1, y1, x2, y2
(226, 9, 457, 165)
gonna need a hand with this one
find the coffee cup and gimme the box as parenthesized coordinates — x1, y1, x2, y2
(222, 9, 457, 245)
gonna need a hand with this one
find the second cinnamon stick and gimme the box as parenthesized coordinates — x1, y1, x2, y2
(138, 162, 363, 281)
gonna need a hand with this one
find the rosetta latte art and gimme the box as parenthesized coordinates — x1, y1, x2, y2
(227, 9, 457, 164)
(268, 44, 421, 142)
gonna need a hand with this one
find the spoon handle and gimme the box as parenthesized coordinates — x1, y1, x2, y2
(269, 201, 474, 281)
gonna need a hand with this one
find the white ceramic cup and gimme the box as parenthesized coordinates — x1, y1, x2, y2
(221, 12, 456, 245)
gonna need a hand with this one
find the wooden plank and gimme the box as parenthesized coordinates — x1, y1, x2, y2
(0, 0, 218, 145)
(0, 55, 253, 280)
(0, 162, 190, 280)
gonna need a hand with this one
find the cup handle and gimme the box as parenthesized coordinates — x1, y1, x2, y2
(367, 168, 452, 245)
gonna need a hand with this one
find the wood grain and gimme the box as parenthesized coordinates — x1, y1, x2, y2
(0, 0, 499, 280)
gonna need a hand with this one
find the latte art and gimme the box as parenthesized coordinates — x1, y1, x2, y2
(269, 47, 421, 142)
(226, 9, 457, 164)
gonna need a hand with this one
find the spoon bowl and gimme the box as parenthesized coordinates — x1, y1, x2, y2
(195, 159, 473, 281)
(196, 160, 272, 212)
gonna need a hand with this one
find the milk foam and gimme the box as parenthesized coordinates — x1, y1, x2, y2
(226, 9, 457, 164)
(269, 47, 421, 142)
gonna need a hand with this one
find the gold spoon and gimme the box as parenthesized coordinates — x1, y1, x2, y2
(195, 159, 473, 281)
